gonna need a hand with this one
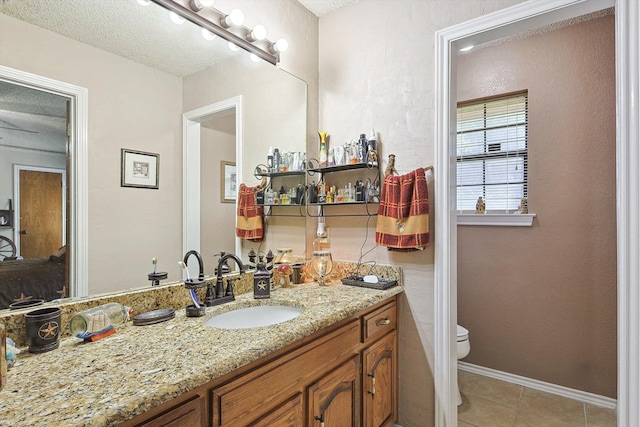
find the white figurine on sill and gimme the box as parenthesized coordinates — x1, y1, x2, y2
(475, 196, 485, 214)
(517, 197, 528, 214)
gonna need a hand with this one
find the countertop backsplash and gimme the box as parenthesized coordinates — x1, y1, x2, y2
(1, 260, 402, 348)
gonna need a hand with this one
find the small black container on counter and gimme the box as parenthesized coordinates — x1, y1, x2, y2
(25, 306, 61, 353)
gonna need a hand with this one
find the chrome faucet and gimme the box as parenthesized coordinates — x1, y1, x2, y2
(183, 250, 205, 282)
(205, 253, 246, 306)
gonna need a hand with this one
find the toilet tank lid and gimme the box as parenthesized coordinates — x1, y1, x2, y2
(457, 325, 469, 340)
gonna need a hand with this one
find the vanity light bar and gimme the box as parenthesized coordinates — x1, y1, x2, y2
(150, 0, 279, 65)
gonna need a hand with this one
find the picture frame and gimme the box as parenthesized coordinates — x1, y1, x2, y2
(121, 149, 159, 189)
(0, 210, 12, 228)
(221, 161, 236, 203)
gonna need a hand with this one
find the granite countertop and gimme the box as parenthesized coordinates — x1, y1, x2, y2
(0, 283, 403, 427)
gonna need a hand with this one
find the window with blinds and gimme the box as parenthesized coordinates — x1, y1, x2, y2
(456, 91, 528, 213)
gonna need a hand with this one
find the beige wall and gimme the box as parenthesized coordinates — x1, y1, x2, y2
(201, 117, 236, 257)
(317, 1, 524, 424)
(0, 14, 184, 294)
(456, 14, 616, 397)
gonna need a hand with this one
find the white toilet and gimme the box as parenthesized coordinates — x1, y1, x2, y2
(456, 324, 470, 406)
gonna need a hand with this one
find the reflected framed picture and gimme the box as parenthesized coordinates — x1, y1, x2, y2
(121, 149, 159, 189)
(221, 161, 236, 203)
(0, 210, 12, 228)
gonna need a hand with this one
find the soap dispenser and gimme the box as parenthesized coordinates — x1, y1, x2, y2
(253, 256, 271, 299)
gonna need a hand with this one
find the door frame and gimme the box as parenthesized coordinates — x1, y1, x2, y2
(13, 165, 67, 256)
(434, 0, 637, 426)
(0, 66, 89, 297)
(183, 96, 243, 263)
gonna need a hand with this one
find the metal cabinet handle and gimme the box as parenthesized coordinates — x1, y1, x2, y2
(314, 415, 325, 427)
(375, 318, 390, 326)
(367, 373, 376, 397)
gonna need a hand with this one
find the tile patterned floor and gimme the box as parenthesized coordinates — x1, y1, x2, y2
(458, 370, 617, 427)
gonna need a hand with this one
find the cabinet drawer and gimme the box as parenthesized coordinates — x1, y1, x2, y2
(135, 394, 205, 427)
(212, 320, 360, 426)
(363, 301, 396, 343)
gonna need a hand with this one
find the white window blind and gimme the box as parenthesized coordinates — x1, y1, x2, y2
(456, 91, 528, 213)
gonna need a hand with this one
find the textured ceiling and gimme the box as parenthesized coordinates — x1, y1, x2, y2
(295, 0, 360, 17)
(0, 0, 240, 134)
(0, 0, 236, 78)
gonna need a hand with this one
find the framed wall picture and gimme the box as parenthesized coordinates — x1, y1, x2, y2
(0, 210, 12, 228)
(221, 161, 236, 203)
(121, 149, 159, 189)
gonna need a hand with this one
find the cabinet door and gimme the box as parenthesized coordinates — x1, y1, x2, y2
(362, 332, 396, 427)
(308, 356, 361, 427)
(136, 394, 205, 427)
(248, 393, 303, 427)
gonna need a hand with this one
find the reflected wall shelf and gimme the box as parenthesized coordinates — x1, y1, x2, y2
(255, 169, 306, 218)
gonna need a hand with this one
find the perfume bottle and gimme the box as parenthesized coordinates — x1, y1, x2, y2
(318, 131, 328, 167)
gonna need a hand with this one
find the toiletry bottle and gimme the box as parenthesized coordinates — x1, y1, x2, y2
(69, 302, 129, 338)
(309, 181, 317, 204)
(367, 129, 378, 166)
(267, 146, 274, 172)
(317, 183, 327, 203)
(318, 132, 328, 167)
(358, 133, 368, 163)
(355, 181, 364, 202)
(274, 148, 281, 173)
(253, 257, 271, 299)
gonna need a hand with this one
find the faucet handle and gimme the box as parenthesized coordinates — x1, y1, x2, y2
(225, 277, 240, 297)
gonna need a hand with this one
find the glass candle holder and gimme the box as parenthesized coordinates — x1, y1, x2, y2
(311, 250, 333, 286)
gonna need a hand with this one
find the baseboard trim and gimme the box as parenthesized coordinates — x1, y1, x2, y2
(458, 361, 617, 410)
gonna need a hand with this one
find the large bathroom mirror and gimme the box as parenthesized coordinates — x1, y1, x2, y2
(0, 0, 306, 307)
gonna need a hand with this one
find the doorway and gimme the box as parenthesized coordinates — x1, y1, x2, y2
(14, 166, 66, 258)
(0, 65, 89, 297)
(433, 0, 638, 426)
(183, 96, 243, 278)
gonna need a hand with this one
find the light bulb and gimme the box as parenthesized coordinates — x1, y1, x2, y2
(201, 28, 216, 41)
(169, 11, 185, 25)
(222, 8, 244, 27)
(250, 53, 260, 63)
(272, 38, 289, 53)
(248, 25, 267, 42)
(137, 0, 151, 6)
(228, 42, 239, 52)
(316, 217, 326, 238)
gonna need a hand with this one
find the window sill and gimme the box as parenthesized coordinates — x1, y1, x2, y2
(457, 213, 536, 227)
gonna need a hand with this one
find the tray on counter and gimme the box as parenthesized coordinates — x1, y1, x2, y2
(340, 275, 398, 290)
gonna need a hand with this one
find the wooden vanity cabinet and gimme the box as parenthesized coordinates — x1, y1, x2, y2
(363, 332, 396, 427)
(361, 301, 397, 427)
(211, 320, 361, 426)
(247, 393, 304, 426)
(307, 355, 361, 427)
(126, 387, 208, 427)
(122, 296, 398, 427)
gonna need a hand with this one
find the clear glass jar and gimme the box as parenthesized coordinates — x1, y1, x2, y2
(69, 303, 128, 337)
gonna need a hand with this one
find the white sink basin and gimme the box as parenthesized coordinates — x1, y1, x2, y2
(205, 305, 303, 330)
